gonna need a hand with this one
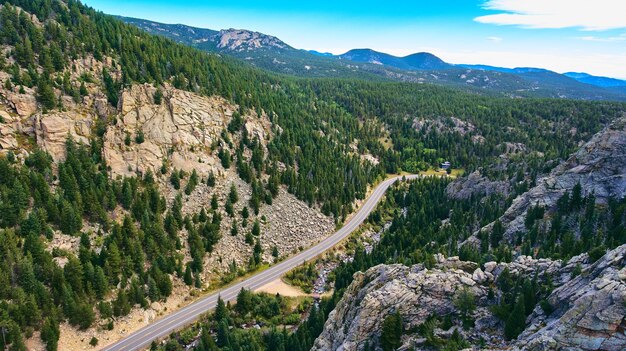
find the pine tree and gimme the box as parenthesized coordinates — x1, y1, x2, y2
(380, 311, 403, 351)
(253, 239, 263, 266)
(37, 78, 56, 111)
(93, 266, 109, 299)
(272, 246, 279, 259)
(216, 320, 231, 348)
(113, 289, 131, 317)
(504, 296, 526, 340)
(214, 296, 228, 323)
(183, 265, 193, 286)
(135, 129, 145, 144)
(148, 276, 160, 302)
(153, 87, 163, 104)
(229, 183, 239, 203)
(219, 149, 231, 169)
(491, 219, 504, 248)
(225, 200, 234, 217)
(211, 194, 219, 210)
(207, 171, 216, 187)
(235, 288, 252, 316)
(252, 220, 261, 236)
(170, 170, 181, 190)
(197, 327, 219, 351)
(40, 317, 60, 351)
(453, 288, 476, 328)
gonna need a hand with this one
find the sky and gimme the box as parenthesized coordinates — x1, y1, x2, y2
(82, 0, 626, 79)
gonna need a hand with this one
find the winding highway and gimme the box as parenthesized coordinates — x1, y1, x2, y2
(102, 174, 418, 351)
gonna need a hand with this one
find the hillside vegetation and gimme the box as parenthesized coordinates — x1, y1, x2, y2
(0, 1, 624, 350)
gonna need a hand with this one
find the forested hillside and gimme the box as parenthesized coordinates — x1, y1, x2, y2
(122, 16, 626, 101)
(0, 1, 625, 350)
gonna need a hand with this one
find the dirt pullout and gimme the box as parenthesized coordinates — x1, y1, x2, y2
(255, 278, 309, 297)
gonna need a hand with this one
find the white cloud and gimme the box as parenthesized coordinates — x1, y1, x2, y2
(475, 0, 626, 31)
(487, 36, 503, 43)
(579, 33, 626, 42)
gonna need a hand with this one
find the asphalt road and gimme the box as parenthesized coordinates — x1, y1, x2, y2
(102, 174, 418, 351)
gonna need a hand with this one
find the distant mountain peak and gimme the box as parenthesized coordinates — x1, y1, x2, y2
(564, 72, 626, 88)
(120, 16, 626, 101)
(216, 28, 290, 51)
(307, 50, 334, 57)
(339, 49, 451, 71)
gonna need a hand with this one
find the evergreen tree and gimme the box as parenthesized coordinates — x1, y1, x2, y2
(380, 311, 403, 351)
(40, 317, 60, 351)
(235, 288, 252, 316)
(113, 289, 131, 317)
(214, 296, 228, 323)
(207, 171, 216, 187)
(153, 87, 163, 104)
(504, 296, 527, 340)
(229, 183, 239, 203)
(170, 170, 181, 190)
(453, 288, 476, 328)
(183, 265, 193, 286)
(252, 220, 261, 236)
(216, 320, 231, 348)
(211, 194, 219, 210)
(253, 239, 263, 266)
(37, 78, 56, 111)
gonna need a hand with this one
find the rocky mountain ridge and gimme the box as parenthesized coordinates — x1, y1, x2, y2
(216, 29, 288, 52)
(0, 64, 335, 271)
(313, 245, 626, 351)
(481, 116, 626, 238)
(0, 42, 337, 348)
(120, 16, 626, 101)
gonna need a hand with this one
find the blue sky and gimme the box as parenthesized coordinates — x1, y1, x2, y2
(83, 0, 626, 78)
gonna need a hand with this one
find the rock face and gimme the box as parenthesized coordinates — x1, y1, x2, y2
(312, 264, 487, 351)
(0, 53, 116, 159)
(0, 63, 331, 278)
(34, 112, 93, 161)
(313, 245, 626, 351)
(516, 245, 626, 351)
(103, 84, 271, 177)
(216, 29, 289, 51)
(486, 117, 626, 237)
(0, 109, 18, 152)
(412, 116, 475, 135)
(446, 170, 511, 200)
(7, 91, 38, 117)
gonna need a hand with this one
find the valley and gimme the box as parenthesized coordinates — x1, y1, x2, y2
(0, 1, 624, 351)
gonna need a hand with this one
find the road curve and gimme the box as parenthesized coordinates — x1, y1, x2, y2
(102, 174, 418, 351)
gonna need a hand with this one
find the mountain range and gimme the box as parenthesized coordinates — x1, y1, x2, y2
(121, 16, 626, 101)
(1, 2, 625, 351)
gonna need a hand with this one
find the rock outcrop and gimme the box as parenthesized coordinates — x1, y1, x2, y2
(516, 246, 626, 351)
(312, 263, 487, 351)
(446, 170, 511, 200)
(0, 53, 117, 159)
(34, 112, 93, 161)
(0, 109, 18, 152)
(7, 91, 38, 117)
(412, 116, 475, 135)
(103, 84, 271, 177)
(313, 245, 626, 351)
(484, 117, 626, 237)
(216, 29, 288, 51)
